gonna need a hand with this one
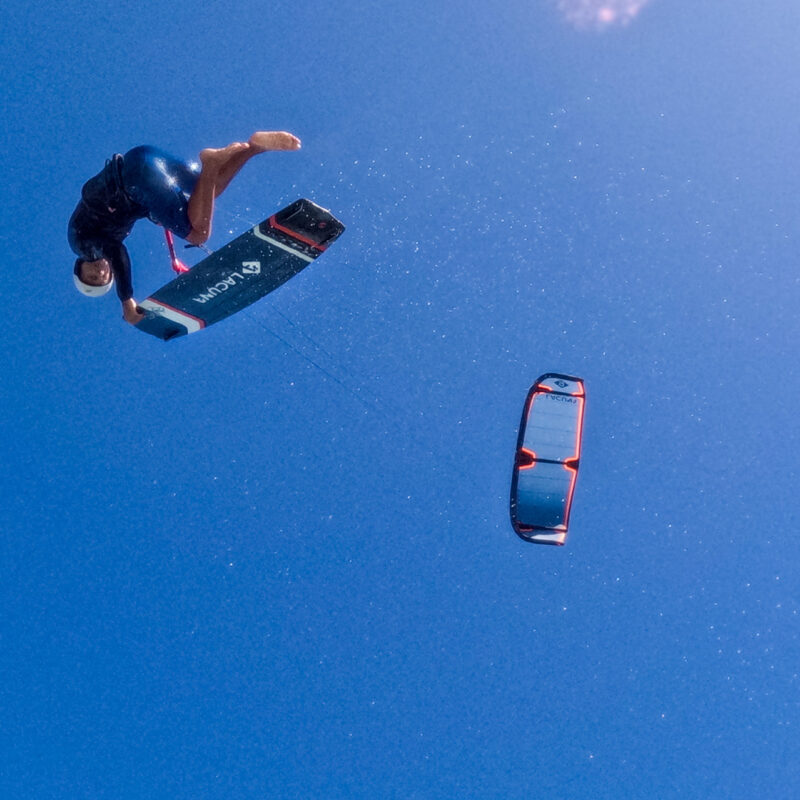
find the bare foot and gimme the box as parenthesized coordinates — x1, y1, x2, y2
(248, 131, 301, 152)
(199, 141, 250, 171)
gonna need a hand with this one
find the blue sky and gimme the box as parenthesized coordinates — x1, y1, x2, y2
(2, 0, 799, 797)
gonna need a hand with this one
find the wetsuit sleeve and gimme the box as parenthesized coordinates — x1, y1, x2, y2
(104, 241, 134, 302)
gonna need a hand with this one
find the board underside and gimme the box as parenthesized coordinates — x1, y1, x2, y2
(136, 199, 344, 340)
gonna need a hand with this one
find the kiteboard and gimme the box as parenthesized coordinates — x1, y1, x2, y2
(135, 198, 345, 340)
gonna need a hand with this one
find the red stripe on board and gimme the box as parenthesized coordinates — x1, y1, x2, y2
(145, 297, 206, 328)
(268, 215, 326, 251)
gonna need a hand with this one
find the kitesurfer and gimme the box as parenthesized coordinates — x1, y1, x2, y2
(68, 131, 301, 325)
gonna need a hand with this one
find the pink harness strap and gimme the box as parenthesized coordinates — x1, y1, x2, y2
(164, 229, 189, 273)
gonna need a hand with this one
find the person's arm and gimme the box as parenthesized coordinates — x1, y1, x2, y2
(105, 242, 142, 325)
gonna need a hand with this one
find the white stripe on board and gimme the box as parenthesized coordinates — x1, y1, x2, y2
(139, 300, 204, 334)
(252, 227, 315, 262)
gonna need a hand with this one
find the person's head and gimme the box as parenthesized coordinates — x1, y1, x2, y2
(73, 257, 114, 297)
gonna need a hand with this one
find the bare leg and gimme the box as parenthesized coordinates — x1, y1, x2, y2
(185, 147, 231, 244)
(186, 132, 301, 245)
(211, 146, 257, 198)
(212, 131, 302, 197)
(185, 170, 216, 244)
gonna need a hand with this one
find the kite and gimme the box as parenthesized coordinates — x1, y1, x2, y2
(510, 373, 585, 545)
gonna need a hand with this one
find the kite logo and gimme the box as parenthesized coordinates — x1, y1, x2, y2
(555, 379, 568, 389)
(242, 261, 261, 275)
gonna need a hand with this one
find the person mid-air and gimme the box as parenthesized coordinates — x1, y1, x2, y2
(68, 131, 301, 324)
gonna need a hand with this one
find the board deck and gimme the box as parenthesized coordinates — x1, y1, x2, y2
(135, 199, 345, 340)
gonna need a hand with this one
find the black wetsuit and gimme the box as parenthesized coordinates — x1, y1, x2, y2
(68, 146, 200, 302)
(68, 154, 146, 302)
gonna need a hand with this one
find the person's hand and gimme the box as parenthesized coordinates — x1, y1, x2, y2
(122, 298, 144, 325)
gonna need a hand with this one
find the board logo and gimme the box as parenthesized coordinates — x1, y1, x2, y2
(191, 263, 263, 304)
